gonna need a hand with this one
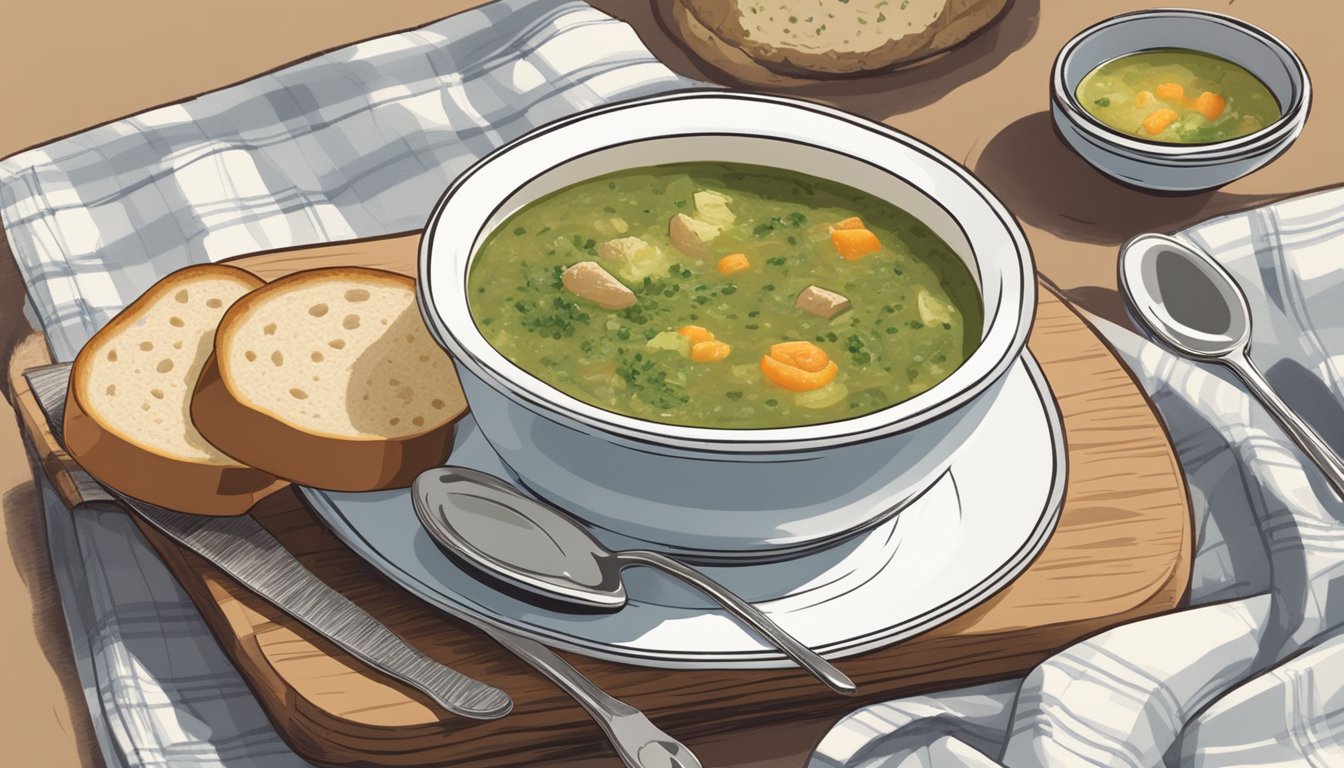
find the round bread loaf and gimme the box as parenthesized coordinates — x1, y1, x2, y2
(666, 0, 1008, 84)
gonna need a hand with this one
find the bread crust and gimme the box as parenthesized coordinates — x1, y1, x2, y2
(64, 264, 288, 516)
(191, 267, 463, 490)
(672, 0, 1008, 81)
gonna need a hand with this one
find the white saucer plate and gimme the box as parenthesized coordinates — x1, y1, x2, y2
(301, 352, 1066, 668)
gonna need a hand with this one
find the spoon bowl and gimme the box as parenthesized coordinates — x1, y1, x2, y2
(413, 466, 857, 694)
(1119, 234, 1251, 359)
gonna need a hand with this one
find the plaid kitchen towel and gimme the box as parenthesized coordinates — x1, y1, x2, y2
(1, 2, 696, 766)
(0, 0, 697, 364)
(5, 0, 1344, 765)
(811, 186, 1344, 768)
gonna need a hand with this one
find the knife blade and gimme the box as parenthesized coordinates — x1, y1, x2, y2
(24, 363, 512, 721)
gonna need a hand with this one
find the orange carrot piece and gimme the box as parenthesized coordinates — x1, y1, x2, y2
(760, 354, 838, 391)
(1134, 90, 1155, 108)
(769, 341, 831, 373)
(677, 325, 715, 345)
(1155, 82, 1185, 102)
(831, 228, 881, 261)
(1143, 109, 1179, 135)
(691, 340, 731, 363)
(717, 253, 750, 276)
(833, 216, 865, 230)
(1193, 91, 1226, 121)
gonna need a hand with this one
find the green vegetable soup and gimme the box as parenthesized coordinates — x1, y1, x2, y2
(467, 162, 982, 429)
(1076, 49, 1280, 144)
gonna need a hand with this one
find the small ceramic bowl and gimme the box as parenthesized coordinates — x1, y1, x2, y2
(1051, 9, 1310, 192)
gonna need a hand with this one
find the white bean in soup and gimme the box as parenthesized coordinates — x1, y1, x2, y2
(467, 162, 983, 428)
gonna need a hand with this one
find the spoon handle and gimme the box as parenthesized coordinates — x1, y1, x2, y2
(479, 624, 701, 768)
(1227, 352, 1344, 500)
(618, 550, 857, 695)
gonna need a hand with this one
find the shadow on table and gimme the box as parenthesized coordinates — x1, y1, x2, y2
(600, 0, 1041, 113)
(973, 111, 1284, 246)
(973, 111, 1307, 325)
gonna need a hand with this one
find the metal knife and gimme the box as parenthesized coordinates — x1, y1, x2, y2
(24, 363, 512, 721)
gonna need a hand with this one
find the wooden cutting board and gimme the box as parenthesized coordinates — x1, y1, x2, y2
(10, 232, 1192, 768)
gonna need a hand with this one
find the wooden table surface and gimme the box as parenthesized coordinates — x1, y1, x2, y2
(0, 1, 1338, 766)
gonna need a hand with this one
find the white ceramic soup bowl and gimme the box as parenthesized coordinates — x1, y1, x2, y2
(419, 91, 1035, 561)
(1051, 9, 1310, 192)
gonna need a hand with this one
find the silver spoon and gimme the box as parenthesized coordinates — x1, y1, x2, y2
(1120, 233, 1344, 500)
(478, 622, 700, 768)
(412, 466, 857, 695)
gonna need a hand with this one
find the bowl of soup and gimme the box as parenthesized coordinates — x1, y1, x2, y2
(419, 91, 1034, 560)
(1052, 9, 1309, 192)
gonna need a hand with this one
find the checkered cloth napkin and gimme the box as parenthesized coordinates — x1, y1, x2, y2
(3, 3, 695, 766)
(4, 0, 1344, 765)
(811, 188, 1344, 768)
(0, 0, 694, 364)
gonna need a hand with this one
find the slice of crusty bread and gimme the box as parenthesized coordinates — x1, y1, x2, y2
(64, 264, 288, 515)
(670, 0, 1008, 83)
(191, 267, 466, 491)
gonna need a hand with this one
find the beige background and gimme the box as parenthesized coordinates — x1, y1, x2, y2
(0, 1, 1338, 766)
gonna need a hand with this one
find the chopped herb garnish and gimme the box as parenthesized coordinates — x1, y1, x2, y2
(1094, 97, 1111, 107)
(512, 226, 527, 236)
